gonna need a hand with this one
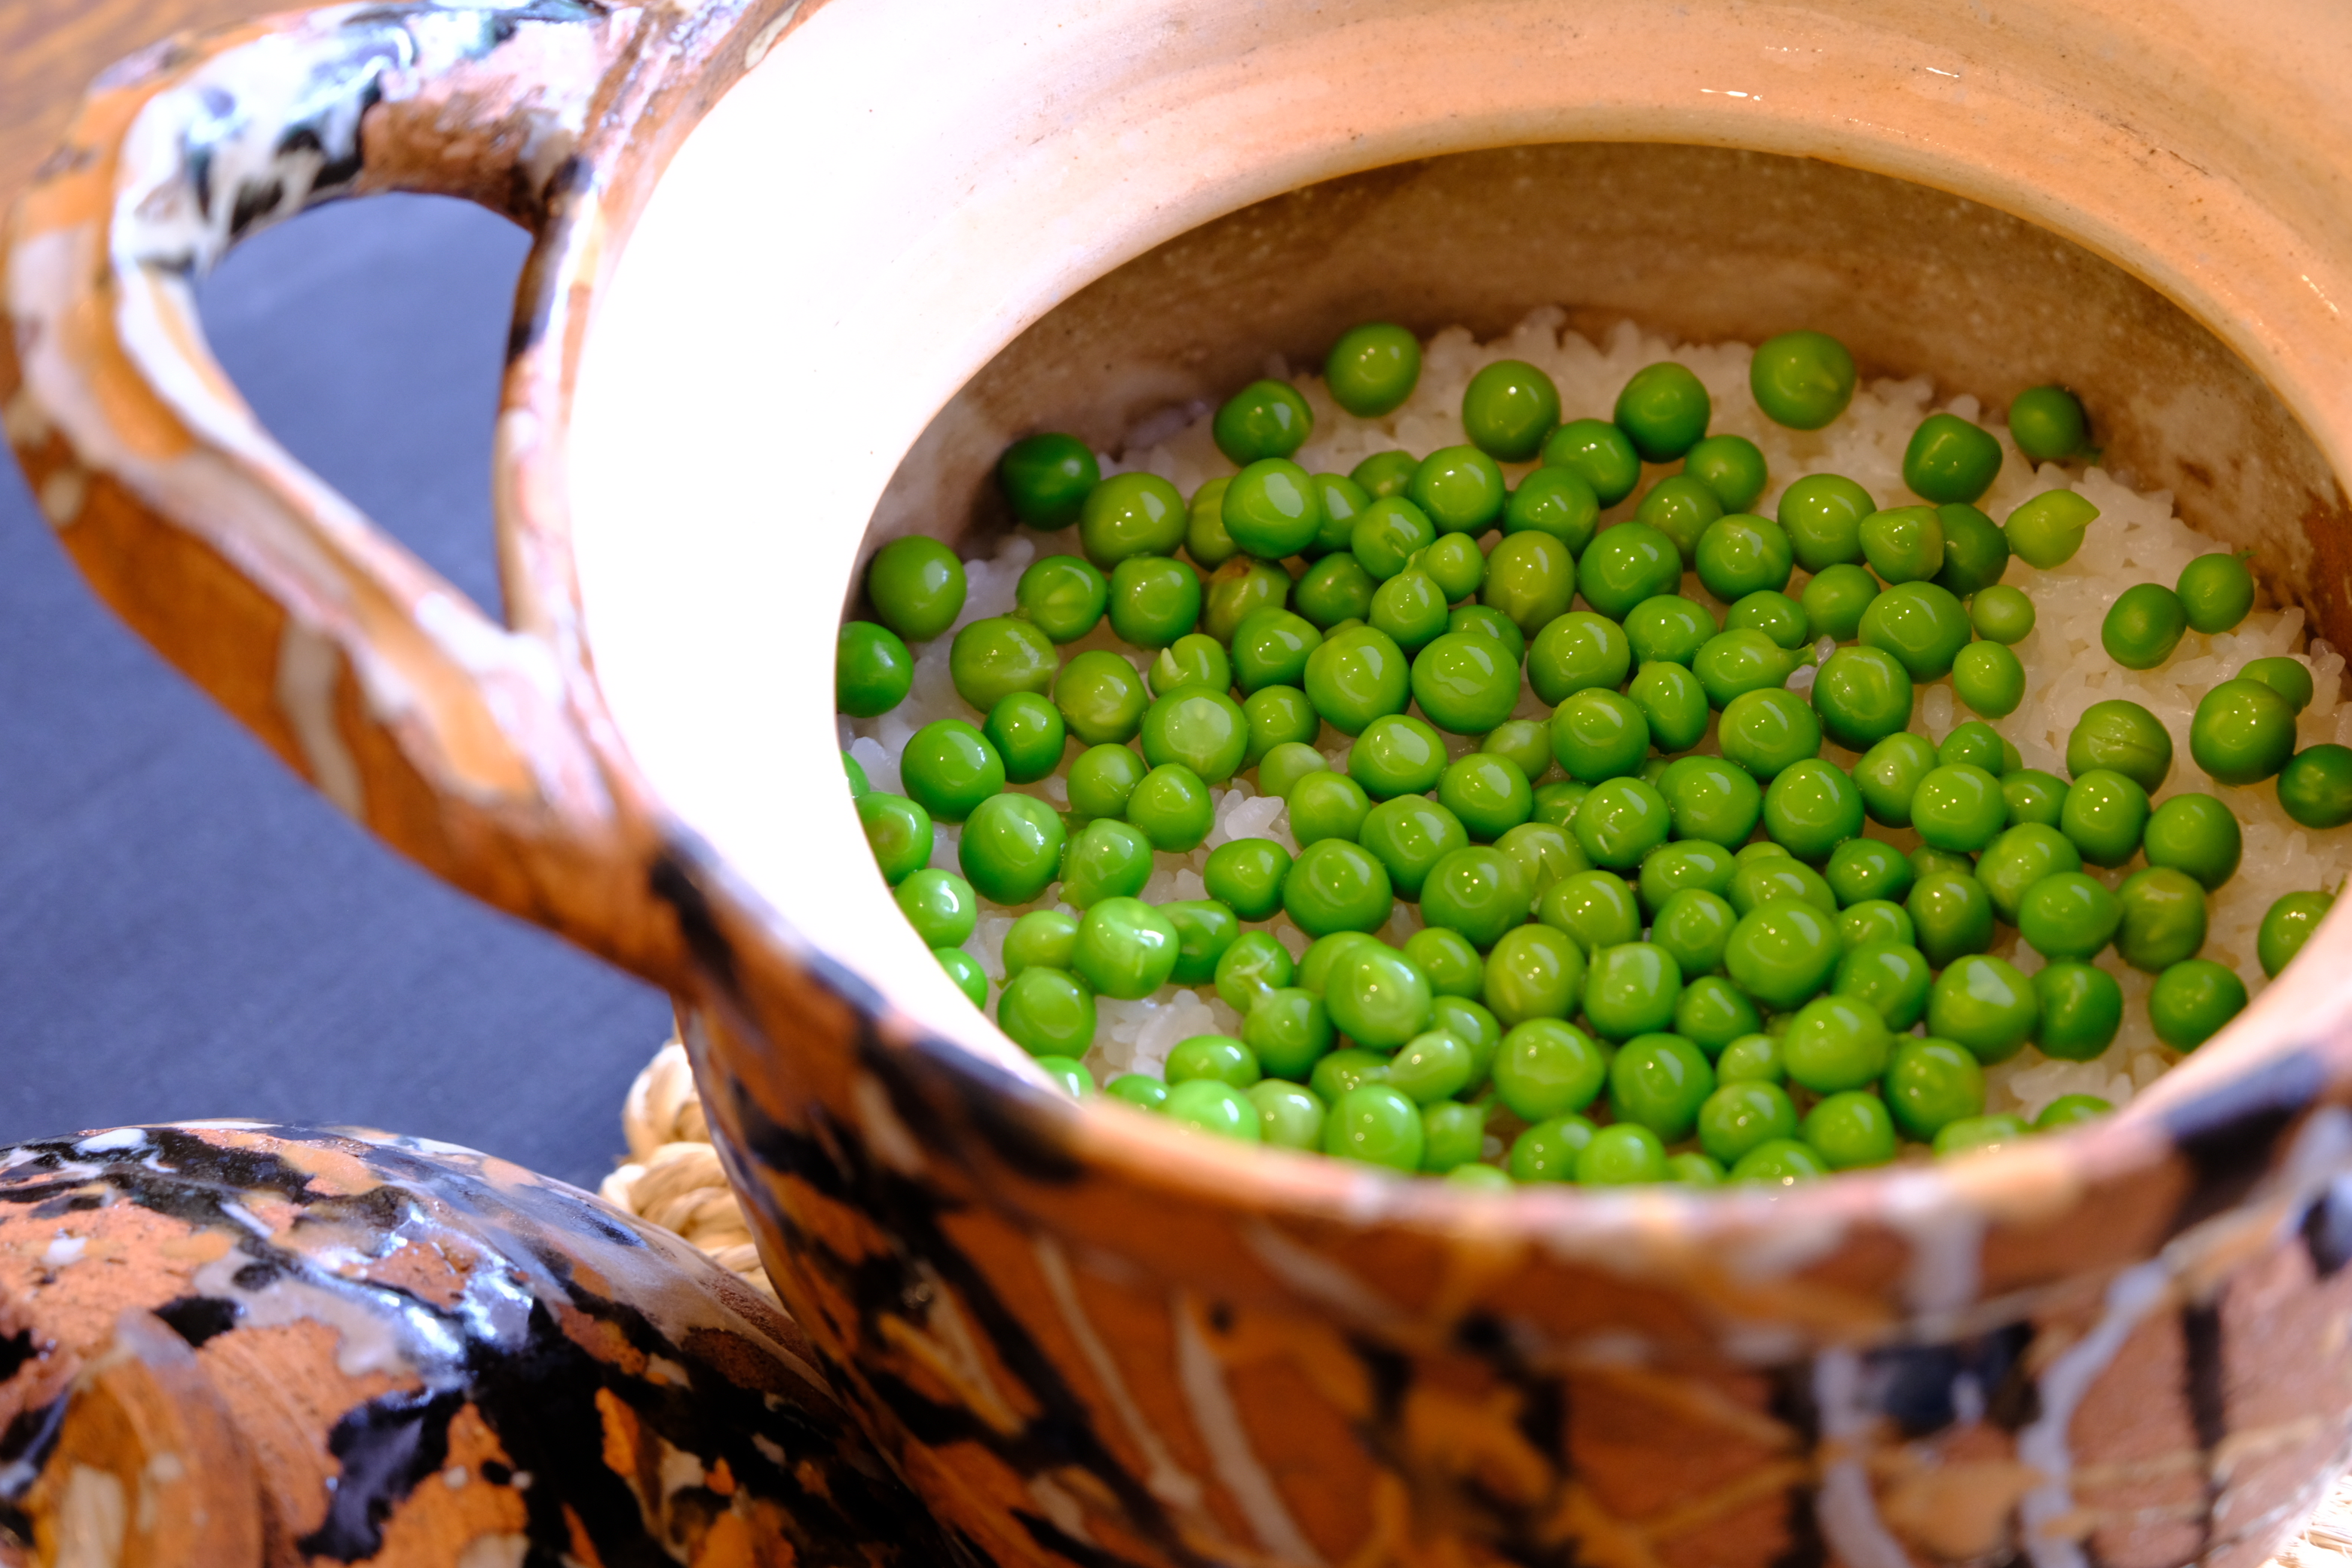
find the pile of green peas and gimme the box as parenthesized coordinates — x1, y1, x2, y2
(835, 321, 2345, 1187)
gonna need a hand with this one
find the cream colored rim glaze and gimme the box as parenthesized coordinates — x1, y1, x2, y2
(568, 0, 2352, 1128)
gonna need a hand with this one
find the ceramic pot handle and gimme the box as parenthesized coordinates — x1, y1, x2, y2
(1, 0, 768, 987)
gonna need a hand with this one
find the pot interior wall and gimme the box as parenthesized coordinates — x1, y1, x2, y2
(868, 142, 2350, 644)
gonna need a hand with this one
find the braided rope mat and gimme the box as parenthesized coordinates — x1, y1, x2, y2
(596, 1040, 2350, 1558)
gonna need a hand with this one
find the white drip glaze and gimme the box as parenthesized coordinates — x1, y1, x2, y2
(1171, 1294, 1321, 1565)
(1812, 1349, 1917, 1568)
(1031, 1236, 1204, 1511)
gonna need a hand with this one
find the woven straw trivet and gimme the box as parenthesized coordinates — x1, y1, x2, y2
(596, 1040, 2352, 1557)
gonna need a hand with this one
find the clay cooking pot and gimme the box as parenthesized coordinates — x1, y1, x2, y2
(11, 2, 2352, 1565)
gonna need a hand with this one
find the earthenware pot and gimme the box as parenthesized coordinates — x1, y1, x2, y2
(12, 2, 2352, 1564)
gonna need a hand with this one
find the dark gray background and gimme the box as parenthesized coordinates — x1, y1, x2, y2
(0, 194, 673, 1188)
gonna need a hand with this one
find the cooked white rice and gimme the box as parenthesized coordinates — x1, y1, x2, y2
(838, 312, 2352, 1126)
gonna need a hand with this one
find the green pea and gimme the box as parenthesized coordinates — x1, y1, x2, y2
(1727, 856, 1837, 918)
(1768, 477, 1864, 572)
(865, 536, 968, 643)
(1725, 901, 1842, 1012)
(1283, 838, 1394, 936)
(1912, 845, 1974, 881)
(2148, 958, 2247, 1051)
(1692, 515, 1792, 602)
(2101, 583, 2188, 671)
(1578, 776, 1680, 871)
(1674, 972, 1762, 1052)
(1203, 561, 1294, 646)
(1624, 596, 1719, 669)
(1309, 1046, 1389, 1105)
(1061, 818, 1153, 908)
(1140, 688, 1248, 784)
(2136, 793, 2240, 891)
(1634, 475, 1724, 562)
(1214, 379, 1312, 464)
(1998, 769, 2066, 830)
(1242, 686, 1320, 766)
(995, 432, 1100, 528)
(976, 696, 1064, 789)
(1907, 870, 1995, 967)
(948, 616, 1058, 714)
(1947, 650, 2025, 731)
(1903, 412, 2003, 504)
(1418, 1101, 1488, 1172)
(1325, 944, 1435, 1050)
(1796, 566, 1875, 647)
(1622, 662, 1705, 755)
(2173, 551, 2254, 635)
(1380, 1029, 1471, 1105)
(1733, 1138, 1830, 1185)
(1167, 1080, 1260, 1141)
(1404, 635, 1515, 739)
(1540, 868, 1642, 955)
(2004, 488, 2099, 569)
(1698, 1080, 1798, 1167)
(2034, 1095, 2112, 1133)
(1679, 435, 1766, 514)
(1015, 556, 1108, 645)
(1856, 504, 1941, 585)
(1780, 993, 1889, 1093)
(1809, 646, 1913, 752)
(1107, 1073, 1170, 1111)
(1832, 939, 1932, 1031)
(2280, 745, 2352, 828)
(936, 947, 987, 1007)
(1073, 897, 1180, 999)
(1046, 656, 1140, 750)
(1481, 533, 1579, 638)
(1294, 553, 1377, 629)
(1719, 689, 1822, 782)
(1322, 1084, 1425, 1169)
(1193, 843, 1285, 926)
(1305, 474, 1371, 559)
(1186, 478, 1239, 571)
(1857, 582, 1971, 681)
(1217, 460, 1321, 560)
(1326, 323, 1422, 417)
(1166, 1034, 1260, 1089)
(1637, 839, 1737, 913)
(1726, 591, 1808, 654)
(1419, 534, 1489, 604)
(1491, 1018, 1608, 1121)
(1931, 503, 2010, 597)
(1566, 1122, 1662, 1185)
(1289, 770, 1372, 846)
(1350, 450, 1419, 500)
(2060, 769, 2149, 868)
(1406, 925, 1489, 1000)
(1974, 824, 2081, 926)
(1547, 690, 1647, 786)
(1933, 1114, 2028, 1157)
(1352, 497, 1436, 581)
(1971, 584, 2036, 645)
(1359, 795, 1469, 902)
(1576, 523, 1683, 621)
(1482, 718, 1554, 786)
(1109, 556, 1202, 649)
(1432, 995, 1504, 1075)
(1003, 910, 1079, 979)
(2008, 384, 2087, 461)
(1304, 624, 1413, 737)
(1343, 715, 1443, 803)
(1884, 1036, 1985, 1141)
(857, 792, 934, 885)
(1242, 987, 1330, 1080)
(1505, 466, 1602, 553)
(1839, 899, 1914, 949)
(1750, 332, 1856, 430)
(1153, 636, 1242, 715)
(1603, 1031, 1710, 1138)
(1654, 755, 1761, 847)
(1649, 889, 1734, 980)
(2240, 656, 2315, 713)
(1761, 759, 1864, 863)
(1435, 755, 1533, 843)
(2191, 678, 2298, 786)
(960, 792, 1067, 904)
(1484, 924, 1588, 1026)
(1528, 611, 1633, 705)
(1067, 743, 1147, 821)
(2115, 866, 2208, 972)
(1694, 630, 1806, 709)
(1298, 931, 1380, 994)
(844, 751, 869, 799)
(1450, 606, 1530, 672)
(2033, 962, 2124, 1061)
(838, 621, 914, 718)
(1717, 1032, 1786, 1086)
(900, 720, 1005, 823)
(1824, 838, 1912, 908)
(1799, 1090, 1897, 1170)
(997, 966, 1096, 1057)
(2259, 890, 2334, 978)
(1909, 764, 2005, 854)
(1506, 1115, 1594, 1182)
(1080, 473, 1187, 569)
(1928, 954, 2038, 1063)
(1125, 764, 1211, 852)
(1536, 420, 1637, 508)
(1462, 359, 1561, 461)
(1252, 1081, 1329, 1150)
(1949, 722, 2017, 776)
(1530, 783, 1592, 831)
(1410, 446, 1508, 534)
(1614, 362, 1711, 461)
(1216, 931, 1296, 1015)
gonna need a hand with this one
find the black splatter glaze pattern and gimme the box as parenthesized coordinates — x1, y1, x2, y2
(0, 1123, 955, 1566)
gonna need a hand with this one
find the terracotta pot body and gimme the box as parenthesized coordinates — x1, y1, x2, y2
(11, 3, 2352, 1566)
